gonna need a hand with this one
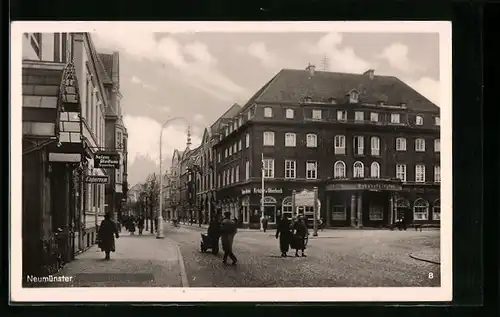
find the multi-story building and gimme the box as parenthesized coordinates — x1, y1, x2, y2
(98, 51, 128, 223)
(126, 183, 142, 217)
(196, 103, 242, 222)
(213, 66, 440, 229)
(167, 149, 184, 218)
(22, 32, 110, 277)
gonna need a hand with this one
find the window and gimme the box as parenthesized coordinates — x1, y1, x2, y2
(434, 165, 441, 183)
(391, 113, 400, 124)
(334, 161, 346, 178)
(331, 205, 346, 220)
(349, 91, 359, 103)
(415, 138, 426, 152)
(334, 135, 346, 154)
(337, 110, 347, 121)
(247, 111, 252, 120)
(228, 146, 232, 156)
(264, 107, 273, 118)
(353, 136, 364, 155)
(231, 168, 235, 183)
(218, 152, 221, 163)
(435, 116, 440, 126)
(370, 112, 379, 122)
(416, 115, 424, 125)
(282, 197, 293, 220)
(225, 127, 229, 136)
(369, 205, 384, 220)
(286, 109, 294, 119)
(312, 109, 322, 120)
(306, 161, 317, 179)
(432, 199, 441, 220)
(306, 134, 317, 147)
(238, 117, 243, 127)
(224, 148, 228, 158)
(263, 159, 275, 178)
(434, 139, 440, 152)
(285, 133, 296, 147)
(116, 131, 122, 148)
(263, 131, 275, 146)
(370, 162, 380, 178)
(233, 143, 237, 153)
(284, 160, 296, 179)
(415, 164, 426, 182)
(371, 136, 380, 156)
(396, 164, 406, 182)
(245, 133, 250, 148)
(353, 161, 364, 178)
(222, 171, 226, 186)
(396, 137, 407, 151)
(217, 174, 221, 188)
(238, 140, 242, 151)
(355, 111, 364, 121)
(245, 161, 250, 180)
(413, 198, 429, 220)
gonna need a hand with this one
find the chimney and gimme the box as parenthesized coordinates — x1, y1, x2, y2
(363, 69, 375, 80)
(306, 63, 316, 76)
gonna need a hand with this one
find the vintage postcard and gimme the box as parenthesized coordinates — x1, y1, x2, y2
(10, 21, 452, 302)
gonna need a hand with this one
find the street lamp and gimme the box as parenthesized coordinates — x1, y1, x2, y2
(158, 117, 189, 239)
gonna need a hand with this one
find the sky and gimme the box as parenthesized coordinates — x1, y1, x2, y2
(91, 30, 441, 186)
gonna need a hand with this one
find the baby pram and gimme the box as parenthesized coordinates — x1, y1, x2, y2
(200, 233, 219, 255)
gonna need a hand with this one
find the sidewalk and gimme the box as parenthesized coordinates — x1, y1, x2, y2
(49, 233, 187, 287)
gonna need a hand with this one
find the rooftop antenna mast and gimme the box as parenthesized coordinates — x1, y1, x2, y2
(321, 55, 329, 72)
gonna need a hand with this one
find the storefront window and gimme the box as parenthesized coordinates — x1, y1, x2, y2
(413, 198, 429, 220)
(331, 205, 346, 220)
(281, 197, 293, 220)
(263, 196, 277, 222)
(369, 206, 383, 220)
(432, 199, 440, 220)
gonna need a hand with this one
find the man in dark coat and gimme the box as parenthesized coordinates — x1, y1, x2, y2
(97, 213, 119, 260)
(292, 216, 308, 257)
(220, 211, 238, 265)
(137, 216, 145, 235)
(207, 218, 221, 254)
(276, 216, 292, 257)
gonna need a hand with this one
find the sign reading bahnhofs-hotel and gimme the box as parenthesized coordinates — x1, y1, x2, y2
(94, 152, 120, 169)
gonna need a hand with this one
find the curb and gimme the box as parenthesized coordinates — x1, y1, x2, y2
(409, 253, 440, 265)
(164, 236, 190, 287)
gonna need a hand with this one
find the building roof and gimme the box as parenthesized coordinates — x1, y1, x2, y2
(98, 53, 114, 79)
(209, 103, 242, 134)
(241, 68, 439, 112)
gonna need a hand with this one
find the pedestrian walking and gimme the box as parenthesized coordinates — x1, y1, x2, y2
(262, 216, 269, 232)
(137, 216, 145, 235)
(207, 217, 221, 254)
(220, 211, 238, 265)
(97, 213, 119, 260)
(292, 215, 308, 257)
(276, 216, 292, 257)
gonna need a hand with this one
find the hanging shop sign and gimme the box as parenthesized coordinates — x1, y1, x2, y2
(241, 188, 283, 195)
(294, 189, 315, 206)
(85, 175, 110, 184)
(94, 151, 120, 169)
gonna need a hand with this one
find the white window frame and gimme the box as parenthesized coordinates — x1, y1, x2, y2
(370, 112, 379, 122)
(434, 139, 440, 153)
(391, 113, 400, 124)
(238, 117, 243, 127)
(245, 161, 250, 180)
(413, 198, 429, 221)
(349, 91, 359, 103)
(396, 164, 406, 182)
(245, 133, 250, 148)
(415, 138, 426, 152)
(371, 136, 380, 156)
(224, 148, 228, 158)
(435, 116, 440, 126)
(222, 170, 226, 186)
(238, 140, 242, 151)
(306, 134, 317, 148)
(235, 165, 240, 182)
(284, 160, 296, 179)
(228, 146, 232, 156)
(263, 131, 275, 146)
(334, 161, 346, 178)
(432, 199, 440, 220)
(337, 110, 347, 121)
(355, 111, 364, 121)
(263, 159, 275, 179)
(285, 108, 294, 119)
(434, 165, 441, 183)
(312, 109, 322, 120)
(285, 132, 296, 147)
(264, 107, 273, 118)
(353, 161, 364, 178)
(218, 152, 221, 163)
(334, 135, 345, 154)
(416, 115, 424, 125)
(396, 137, 407, 151)
(370, 162, 380, 178)
(306, 161, 318, 180)
(415, 164, 426, 183)
(354, 136, 364, 155)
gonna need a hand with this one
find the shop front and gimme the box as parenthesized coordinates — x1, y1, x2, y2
(324, 179, 403, 228)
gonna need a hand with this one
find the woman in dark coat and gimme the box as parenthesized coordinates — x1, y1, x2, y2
(207, 218, 221, 254)
(97, 213, 119, 260)
(276, 216, 292, 257)
(292, 216, 308, 257)
(220, 211, 238, 265)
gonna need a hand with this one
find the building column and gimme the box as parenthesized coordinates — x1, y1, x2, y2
(350, 193, 356, 227)
(388, 194, 394, 225)
(357, 192, 363, 228)
(326, 194, 331, 227)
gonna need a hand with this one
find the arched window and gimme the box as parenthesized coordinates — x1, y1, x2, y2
(353, 161, 364, 178)
(432, 199, 440, 221)
(281, 196, 293, 220)
(370, 162, 380, 178)
(413, 198, 429, 221)
(334, 161, 346, 178)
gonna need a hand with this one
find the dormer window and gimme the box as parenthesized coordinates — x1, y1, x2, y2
(328, 98, 337, 104)
(303, 96, 312, 103)
(264, 107, 273, 118)
(415, 115, 424, 126)
(435, 116, 440, 126)
(349, 90, 359, 104)
(285, 108, 294, 119)
(312, 109, 322, 120)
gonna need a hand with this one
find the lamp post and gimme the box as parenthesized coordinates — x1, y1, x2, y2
(158, 117, 189, 239)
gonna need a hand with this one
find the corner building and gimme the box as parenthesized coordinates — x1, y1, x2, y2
(213, 66, 440, 228)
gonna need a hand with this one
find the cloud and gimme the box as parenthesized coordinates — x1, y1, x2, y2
(376, 43, 423, 73)
(92, 31, 246, 101)
(130, 75, 157, 90)
(404, 77, 440, 106)
(193, 114, 205, 123)
(302, 33, 374, 73)
(246, 42, 277, 67)
(123, 115, 202, 171)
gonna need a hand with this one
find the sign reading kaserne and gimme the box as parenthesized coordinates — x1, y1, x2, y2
(85, 175, 110, 184)
(94, 151, 120, 169)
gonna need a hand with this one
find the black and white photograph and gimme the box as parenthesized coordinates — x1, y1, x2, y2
(10, 21, 452, 302)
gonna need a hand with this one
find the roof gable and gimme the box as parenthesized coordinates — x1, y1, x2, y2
(209, 103, 241, 134)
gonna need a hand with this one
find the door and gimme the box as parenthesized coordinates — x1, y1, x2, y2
(264, 205, 276, 223)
